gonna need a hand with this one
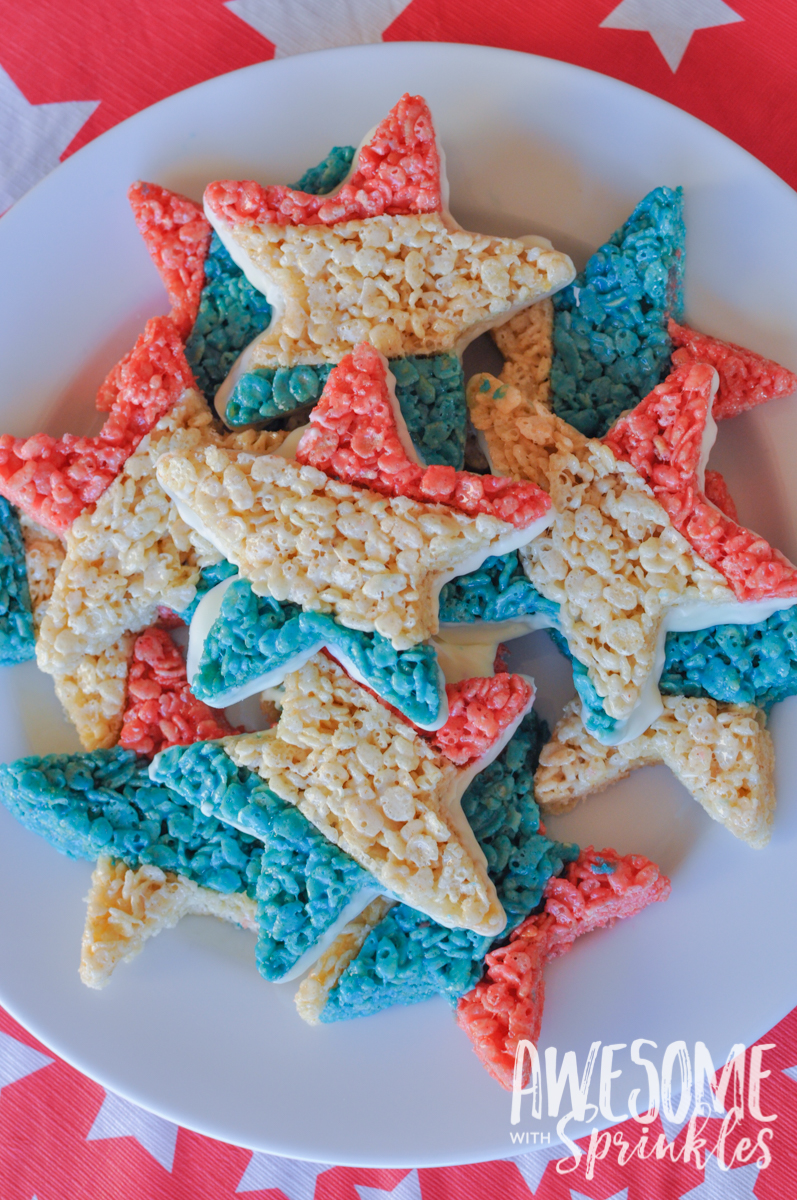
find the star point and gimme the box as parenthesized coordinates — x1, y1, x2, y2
(236, 1151, 332, 1197)
(510, 1141, 568, 1193)
(678, 1150, 760, 1198)
(0, 65, 98, 211)
(0, 1030, 53, 1095)
(601, 0, 744, 72)
(225, 0, 410, 58)
(355, 1170, 423, 1200)
(86, 1088, 179, 1172)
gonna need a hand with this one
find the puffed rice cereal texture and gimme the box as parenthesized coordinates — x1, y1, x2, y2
(80, 855, 257, 989)
(35, 389, 284, 683)
(518, 416, 734, 724)
(491, 300, 554, 405)
(18, 512, 65, 630)
(156, 435, 533, 651)
(214, 211, 574, 367)
(224, 654, 506, 936)
(456, 846, 670, 1089)
(535, 695, 775, 848)
(150, 737, 375, 981)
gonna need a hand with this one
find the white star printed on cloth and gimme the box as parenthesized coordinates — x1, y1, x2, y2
(0, 65, 98, 211)
(678, 1151, 760, 1198)
(0, 1030, 53, 1096)
(86, 1089, 179, 1173)
(511, 1143, 569, 1194)
(236, 1152, 332, 1197)
(571, 1189, 628, 1200)
(355, 1170, 423, 1200)
(782, 1062, 797, 1084)
(225, 0, 410, 58)
(600, 0, 743, 71)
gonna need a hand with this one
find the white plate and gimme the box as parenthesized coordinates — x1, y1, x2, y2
(1, 42, 796, 1169)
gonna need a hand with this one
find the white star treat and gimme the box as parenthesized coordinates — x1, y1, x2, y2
(203, 93, 574, 417)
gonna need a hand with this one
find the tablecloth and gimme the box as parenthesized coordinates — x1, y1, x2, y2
(1, 1, 796, 1196)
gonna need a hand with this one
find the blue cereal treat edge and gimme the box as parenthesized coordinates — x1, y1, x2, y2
(191, 577, 443, 728)
(320, 711, 578, 1022)
(550, 186, 685, 437)
(0, 747, 263, 896)
(151, 739, 375, 981)
(0, 498, 35, 665)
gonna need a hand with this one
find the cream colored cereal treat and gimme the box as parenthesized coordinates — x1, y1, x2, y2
(35, 390, 285, 683)
(467, 371, 584, 487)
(204, 95, 574, 414)
(156, 439, 539, 651)
(224, 654, 507, 937)
(80, 855, 258, 989)
(535, 696, 775, 849)
(294, 895, 395, 1026)
(53, 635, 135, 751)
(18, 514, 65, 630)
(491, 300, 554, 404)
(211, 214, 574, 373)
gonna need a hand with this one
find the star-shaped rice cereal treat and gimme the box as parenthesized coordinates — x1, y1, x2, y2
(0, 744, 267, 986)
(535, 695, 774, 848)
(155, 425, 550, 655)
(604, 361, 797, 601)
(294, 709, 577, 1025)
(80, 855, 257, 989)
(456, 847, 670, 1089)
(204, 93, 574, 386)
(35, 389, 285, 745)
(187, 574, 447, 728)
(0, 317, 195, 535)
(548, 186, 685, 437)
(221, 654, 512, 936)
(296, 344, 551, 530)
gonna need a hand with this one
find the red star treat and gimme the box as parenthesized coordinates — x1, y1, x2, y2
(456, 847, 670, 1089)
(205, 93, 442, 229)
(669, 318, 797, 421)
(204, 94, 574, 379)
(296, 344, 552, 530)
(604, 361, 797, 601)
(119, 182, 212, 347)
(119, 626, 238, 758)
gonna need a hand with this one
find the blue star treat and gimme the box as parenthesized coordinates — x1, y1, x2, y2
(150, 738, 379, 982)
(187, 575, 445, 727)
(549, 185, 685, 436)
(294, 711, 577, 1024)
(0, 746, 263, 893)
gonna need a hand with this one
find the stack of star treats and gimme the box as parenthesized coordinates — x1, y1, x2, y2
(1, 93, 793, 1090)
